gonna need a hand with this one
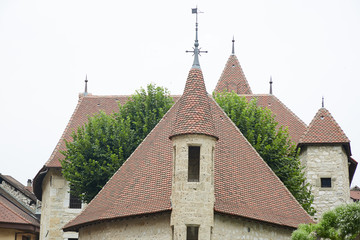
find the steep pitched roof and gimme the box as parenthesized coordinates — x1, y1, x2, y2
(32, 95, 128, 199)
(242, 94, 307, 144)
(299, 107, 350, 145)
(170, 68, 217, 139)
(64, 71, 312, 231)
(213, 47, 306, 144)
(0, 188, 39, 232)
(33, 95, 181, 200)
(215, 54, 252, 94)
(45, 95, 129, 169)
(299, 107, 357, 183)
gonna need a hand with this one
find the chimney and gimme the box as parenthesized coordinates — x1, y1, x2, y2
(27, 179, 32, 187)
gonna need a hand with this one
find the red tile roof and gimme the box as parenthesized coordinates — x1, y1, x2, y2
(0, 191, 39, 232)
(64, 76, 312, 231)
(215, 54, 252, 94)
(299, 108, 350, 145)
(170, 68, 217, 139)
(46, 95, 129, 169)
(33, 95, 180, 200)
(214, 54, 307, 144)
(242, 94, 307, 144)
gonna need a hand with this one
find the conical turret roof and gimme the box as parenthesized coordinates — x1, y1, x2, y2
(215, 41, 252, 94)
(170, 68, 218, 139)
(299, 107, 350, 144)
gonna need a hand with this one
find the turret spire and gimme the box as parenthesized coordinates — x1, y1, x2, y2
(232, 36, 235, 55)
(84, 74, 88, 96)
(269, 76, 273, 94)
(186, 7, 207, 69)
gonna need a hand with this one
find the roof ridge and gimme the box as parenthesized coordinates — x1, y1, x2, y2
(270, 95, 308, 131)
(44, 97, 85, 167)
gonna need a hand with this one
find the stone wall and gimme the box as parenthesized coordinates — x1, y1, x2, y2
(0, 180, 36, 212)
(39, 168, 83, 240)
(212, 214, 293, 240)
(77, 212, 294, 240)
(78, 212, 172, 240)
(170, 134, 216, 240)
(300, 145, 350, 220)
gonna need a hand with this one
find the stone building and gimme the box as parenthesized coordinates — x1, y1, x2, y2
(63, 40, 314, 239)
(298, 107, 357, 219)
(32, 95, 127, 240)
(33, 13, 357, 240)
(0, 174, 40, 240)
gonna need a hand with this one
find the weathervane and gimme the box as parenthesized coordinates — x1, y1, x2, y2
(186, 7, 207, 69)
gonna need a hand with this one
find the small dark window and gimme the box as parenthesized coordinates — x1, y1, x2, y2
(321, 178, 332, 188)
(187, 226, 199, 240)
(22, 236, 31, 240)
(188, 146, 200, 182)
(69, 189, 82, 209)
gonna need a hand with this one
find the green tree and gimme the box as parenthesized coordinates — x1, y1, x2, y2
(292, 203, 360, 240)
(214, 91, 315, 215)
(61, 84, 174, 203)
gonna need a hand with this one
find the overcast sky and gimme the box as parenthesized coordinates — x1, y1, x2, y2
(1, 0, 359, 188)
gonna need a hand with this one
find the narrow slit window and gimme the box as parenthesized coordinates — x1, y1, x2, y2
(187, 226, 199, 240)
(188, 146, 200, 182)
(321, 178, 332, 188)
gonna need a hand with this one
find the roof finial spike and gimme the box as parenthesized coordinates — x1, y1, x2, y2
(322, 96, 324, 108)
(232, 36, 235, 55)
(84, 74, 88, 96)
(269, 76, 273, 94)
(186, 7, 207, 69)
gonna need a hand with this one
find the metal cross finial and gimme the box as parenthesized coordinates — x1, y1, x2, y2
(269, 76, 273, 94)
(186, 7, 207, 69)
(322, 96, 324, 108)
(84, 74, 88, 96)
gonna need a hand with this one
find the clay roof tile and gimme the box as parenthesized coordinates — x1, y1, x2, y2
(299, 107, 350, 144)
(170, 68, 218, 139)
(215, 54, 252, 94)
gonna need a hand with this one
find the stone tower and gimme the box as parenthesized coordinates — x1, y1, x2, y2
(299, 107, 353, 220)
(169, 9, 218, 239)
(169, 68, 218, 240)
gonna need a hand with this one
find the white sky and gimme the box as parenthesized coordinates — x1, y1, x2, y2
(1, 0, 359, 188)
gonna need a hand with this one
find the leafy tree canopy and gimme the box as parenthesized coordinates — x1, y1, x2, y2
(292, 202, 360, 240)
(61, 84, 174, 203)
(214, 91, 315, 215)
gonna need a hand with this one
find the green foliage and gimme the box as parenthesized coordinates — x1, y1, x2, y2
(292, 224, 318, 240)
(214, 91, 315, 215)
(61, 84, 173, 203)
(117, 84, 174, 149)
(292, 203, 360, 240)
